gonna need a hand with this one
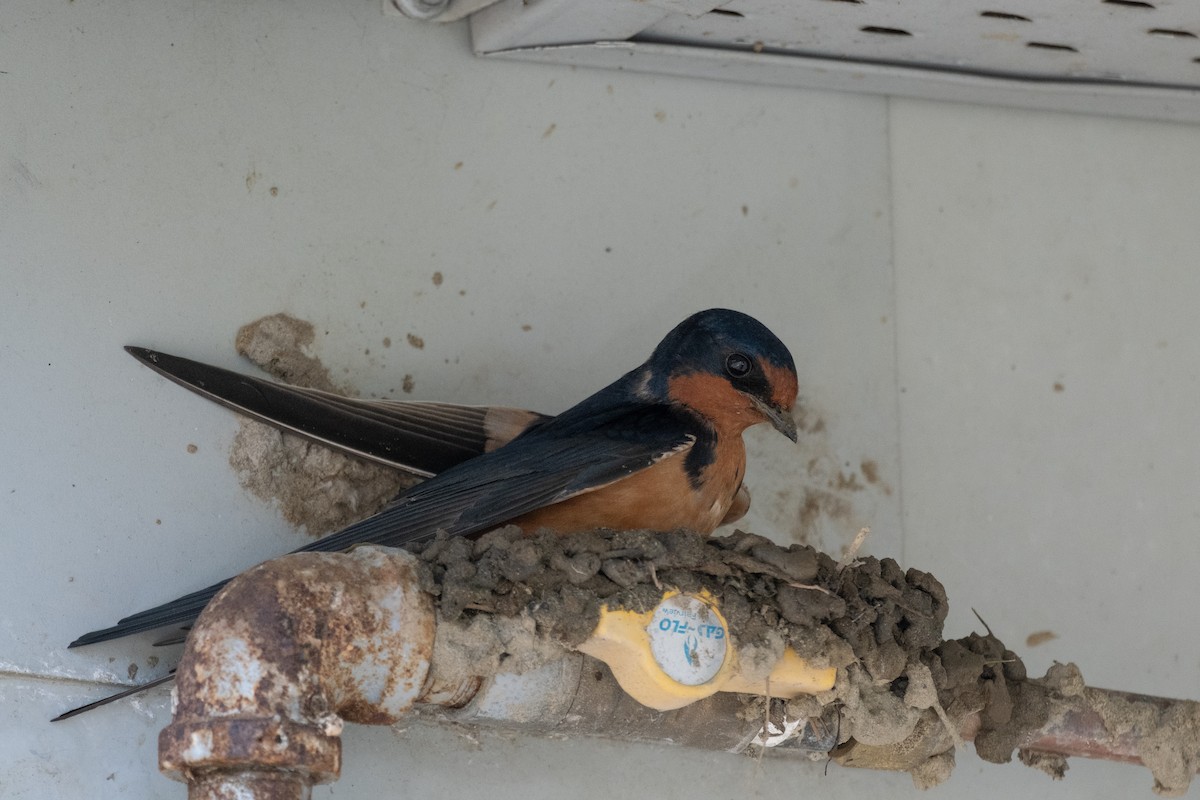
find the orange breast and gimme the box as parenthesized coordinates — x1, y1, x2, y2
(512, 438, 746, 536)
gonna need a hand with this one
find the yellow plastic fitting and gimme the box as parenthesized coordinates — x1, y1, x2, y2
(576, 590, 835, 711)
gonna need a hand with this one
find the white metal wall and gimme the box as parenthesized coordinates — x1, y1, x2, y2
(2, 1, 1198, 797)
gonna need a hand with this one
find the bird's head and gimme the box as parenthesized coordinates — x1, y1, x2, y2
(643, 309, 799, 441)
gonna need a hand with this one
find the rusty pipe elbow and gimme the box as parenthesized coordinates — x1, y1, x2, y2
(159, 546, 435, 799)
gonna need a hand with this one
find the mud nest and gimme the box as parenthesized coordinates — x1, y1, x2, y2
(406, 526, 1032, 789)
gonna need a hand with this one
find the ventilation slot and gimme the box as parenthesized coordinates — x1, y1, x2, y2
(980, 11, 1031, 22)
(1026, 41, 1079, 52)
(1147, 28, 1197, 39)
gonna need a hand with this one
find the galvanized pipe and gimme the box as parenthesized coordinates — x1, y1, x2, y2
(159, 546, 435, 799)
(435, 653, 840, 753)
(158, 543, 1199, 798)
(159, 544, 839, 798)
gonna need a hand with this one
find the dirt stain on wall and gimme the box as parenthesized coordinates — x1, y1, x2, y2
(229, 313, 417, 537)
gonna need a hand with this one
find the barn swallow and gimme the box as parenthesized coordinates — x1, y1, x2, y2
(57, 308, 797, 718)
(110, 342, 755, 531)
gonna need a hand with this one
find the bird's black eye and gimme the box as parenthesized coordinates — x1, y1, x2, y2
(725, 352, 752, 378)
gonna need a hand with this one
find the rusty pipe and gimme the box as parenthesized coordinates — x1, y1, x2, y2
(992, 670, 1200, 794)
(159, 544, 842, 798)
(159, 545, 435, 800)
(832, 662, 1200, 795)
(158, 539, 1200, 798)
(158, 543, 1200, 800)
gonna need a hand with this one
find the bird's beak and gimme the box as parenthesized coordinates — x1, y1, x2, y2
(752, 396, 798, 442)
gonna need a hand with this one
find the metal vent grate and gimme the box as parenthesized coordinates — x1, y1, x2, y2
(460, 0, 1200, 122)
(637, 0, 1200, 88)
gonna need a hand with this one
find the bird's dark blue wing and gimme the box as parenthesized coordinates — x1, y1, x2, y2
(124, 347, 547, 476)
(69, 396, 695, 647)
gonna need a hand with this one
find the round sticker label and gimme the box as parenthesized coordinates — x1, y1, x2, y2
(646, 594, 727, 686)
